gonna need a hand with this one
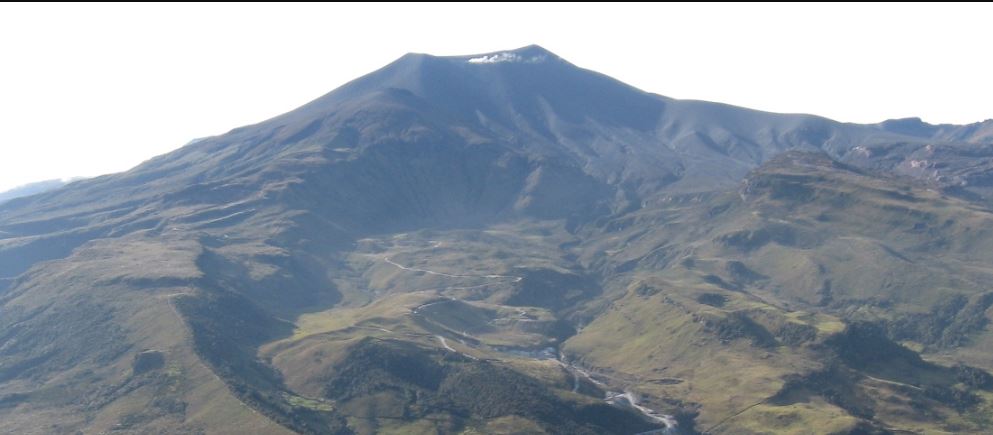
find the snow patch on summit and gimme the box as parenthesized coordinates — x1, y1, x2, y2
(467, 52, 547, 64)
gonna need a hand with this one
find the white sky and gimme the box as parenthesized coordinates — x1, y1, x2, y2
(1, 3, 991, 192)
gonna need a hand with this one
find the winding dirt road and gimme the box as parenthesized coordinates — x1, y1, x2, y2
(383, 256, 522, 281)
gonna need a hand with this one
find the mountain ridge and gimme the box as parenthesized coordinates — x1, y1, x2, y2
(2, 46, 993, 434)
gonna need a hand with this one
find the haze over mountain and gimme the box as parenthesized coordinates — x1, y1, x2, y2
(2, 45, 993, 434)
(0, 178, 82, 205)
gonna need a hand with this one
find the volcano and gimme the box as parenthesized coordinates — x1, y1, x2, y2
(3, 45, 993, 434)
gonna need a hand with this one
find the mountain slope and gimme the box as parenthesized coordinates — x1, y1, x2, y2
(564, 151, 993, 432)
(0, 179, 78, 204)
(2, 45, 993, 434)
(878, 117, 993, 144)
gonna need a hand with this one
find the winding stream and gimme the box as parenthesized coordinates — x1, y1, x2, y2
(501, 347, 682, 434)
(563, 358, 681, 433)
(383, 255, 683, 433)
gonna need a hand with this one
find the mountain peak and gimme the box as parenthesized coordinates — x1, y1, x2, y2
(7, 42, 993, 435)
(274, 43, 660, 133)
(452, 44, 560, 64)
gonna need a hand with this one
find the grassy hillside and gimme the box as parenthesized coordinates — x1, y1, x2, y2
(2, 44, 993, 434)
(561, 152, 993, 433)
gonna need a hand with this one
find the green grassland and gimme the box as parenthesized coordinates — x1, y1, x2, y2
(6, 152, 993, 434)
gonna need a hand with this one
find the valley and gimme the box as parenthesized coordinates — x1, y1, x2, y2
(2, 45, 993, 434)
(272, 230, 683, 432)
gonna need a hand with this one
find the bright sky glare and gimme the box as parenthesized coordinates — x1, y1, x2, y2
(1, 3, 991, 192)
